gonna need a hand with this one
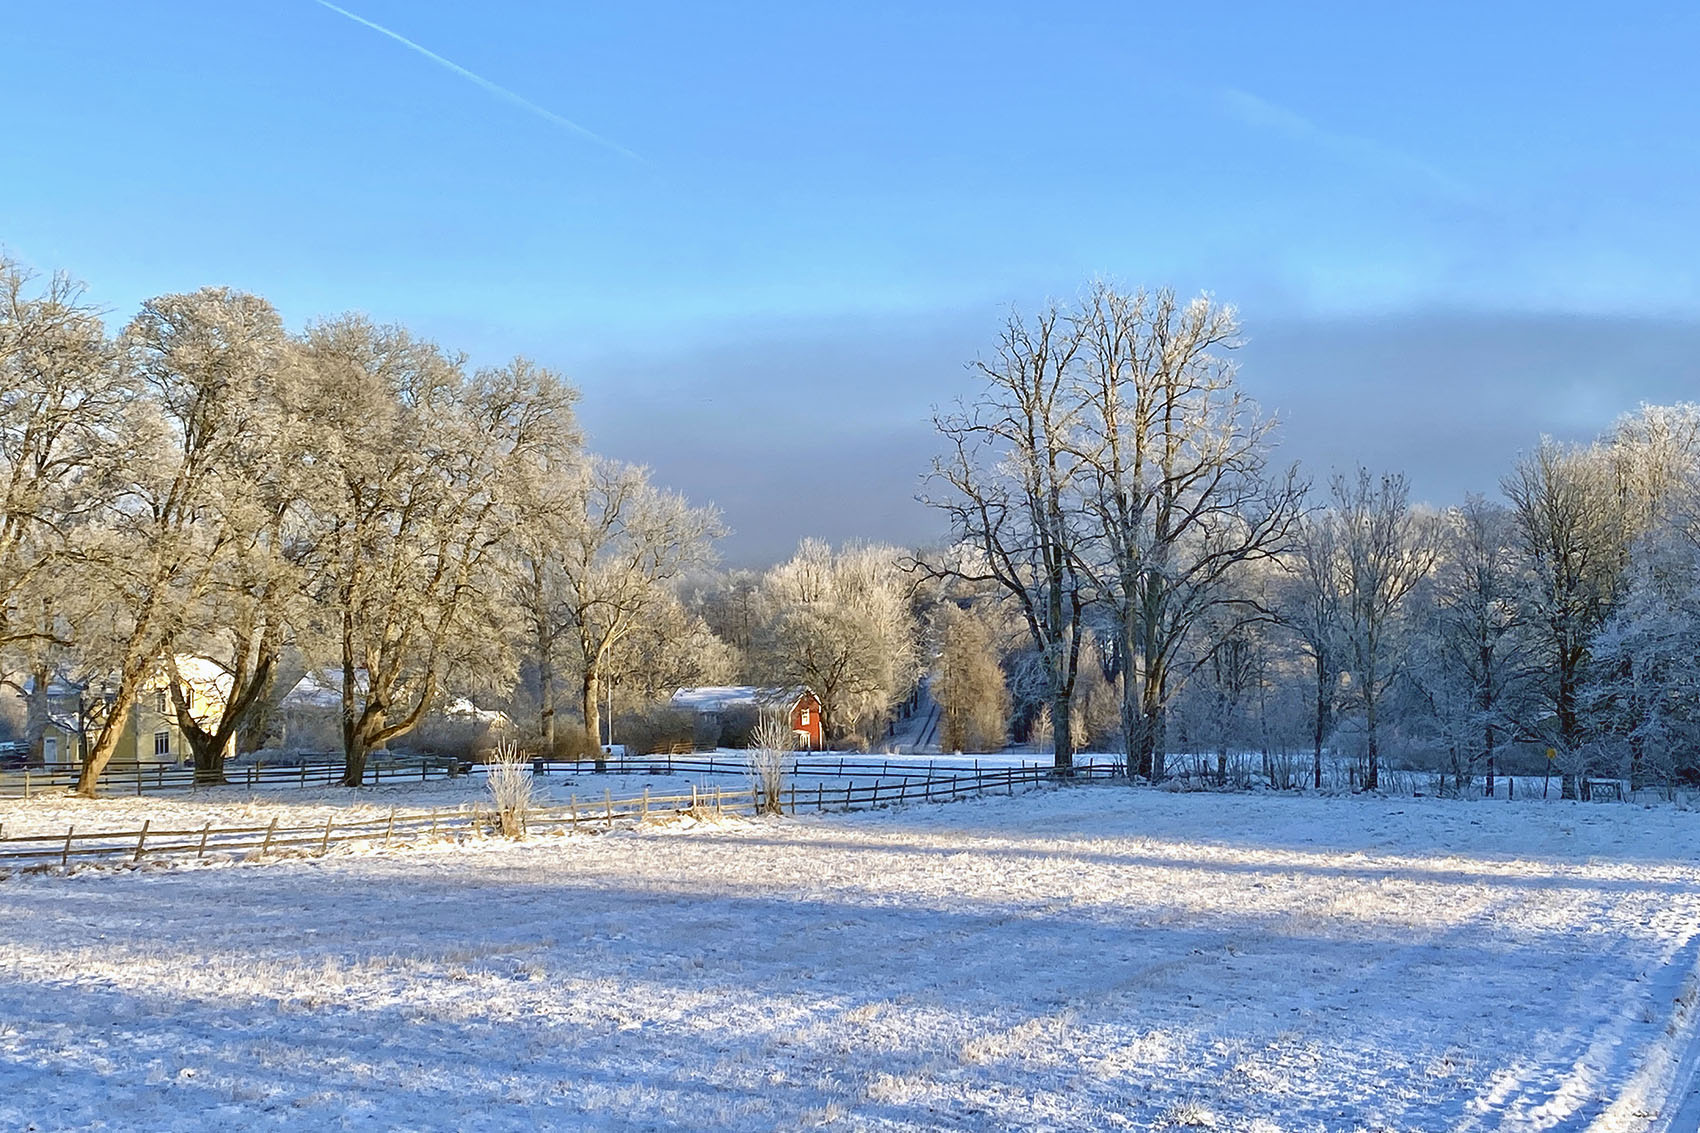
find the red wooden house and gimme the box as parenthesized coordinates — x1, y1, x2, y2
(669, 686, 823, 750)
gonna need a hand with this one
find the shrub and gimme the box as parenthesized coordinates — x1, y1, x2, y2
(717, 704, 759, 749)
(485, 738, 533, 839)
(613, 706, 695, 756)
(746, 713, 795, 815)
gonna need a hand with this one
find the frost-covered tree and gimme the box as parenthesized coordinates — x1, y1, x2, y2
(301, 323, 580, 786)
(1332, 469, 1439, 791)
(921, 302, 1092, 771)
(1503, 439, 1624, 798)
(1587, 530, 1700, 792)
(756, 540, 918, 744)
(931, 604, 1011, 754)
(1581, 405, 1700, 791)
(606, 591, 737, 705)
(530, 457, 723, 752)
(1073, 285, 1303, 780)
(1409, 496, 1528, 795)
(1278, 510, 1345, 788)
(75, 289, 289, 795)
(0, 258, 127, 763)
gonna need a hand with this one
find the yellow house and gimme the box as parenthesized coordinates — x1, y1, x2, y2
(34, 658, 231, 768)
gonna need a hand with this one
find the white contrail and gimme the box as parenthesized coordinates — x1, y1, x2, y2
(311, 0, 641, 161)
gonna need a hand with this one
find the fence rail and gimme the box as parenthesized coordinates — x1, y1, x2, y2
(0, 757, 470, 798)
(0, 752, 1105, 799)
(0, 762, 1113, 873)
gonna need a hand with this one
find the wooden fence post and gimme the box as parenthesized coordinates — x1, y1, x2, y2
(605, 789, 613, 829)
(641, 786, 650, 822)
(132, 819, 151, 863)
(384, 809, 396, 847)
(62, 826, 74, 867)
(570, 794, 578, 826)
(319, 816, 333, 855)
(261, 817, 278, 855)
(197, 823, 211, 858)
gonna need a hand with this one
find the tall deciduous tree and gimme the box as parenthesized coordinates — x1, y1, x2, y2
(1503, 439, 1623, 798)
(921, 303, 1091, 772)
(1332, 469, 1438, 791)
(931, 604, 1011, 753)
(1423, 496, 1526, 795)
(1280, 511, 1344, 788)
(1074, 285, 1303, 780)
(303, 321, 579, 785)
(76, 289, 285, 796)
(536, 457, 722, 752)
(0, 259, 126, 763)
(757, 540, 918, 742)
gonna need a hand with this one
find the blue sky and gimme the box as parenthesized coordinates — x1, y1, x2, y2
(5, 2, 1698, 560)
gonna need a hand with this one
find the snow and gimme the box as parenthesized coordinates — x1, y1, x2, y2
(669, 685, 810, 712)
(3, 785, 1700, 1130)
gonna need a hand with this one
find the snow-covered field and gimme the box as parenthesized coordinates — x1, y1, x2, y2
(3, 785, 1699, 1131)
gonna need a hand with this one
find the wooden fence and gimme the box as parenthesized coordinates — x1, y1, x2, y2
(0, 762, 1114, 873)
(0, 756, 471, 798)
(0, 752, 1102, 799)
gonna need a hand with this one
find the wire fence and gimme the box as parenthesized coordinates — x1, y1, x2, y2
(0, 761, 1116, 873)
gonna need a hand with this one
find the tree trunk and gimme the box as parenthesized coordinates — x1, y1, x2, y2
(537, 628, 556, 755)
(1311, 654, 1329, 790)
(1135, 660, 1166, 781)
(1558, 643, 1580, 800)
(338, 606, 364, 786)
(25, 662, 50, 767)
(582, 667, 605, 771)
(342, 724, 370, 788)
(533, 560, 556, 755)
(76, 682, 142, 798)
(1051, 689, 1074, 774)
(189, 734, 231, 786)
(1480, 645, 1496, 797)
(1364, 692, 1380, 792)
(1118, 618, 1141, 779)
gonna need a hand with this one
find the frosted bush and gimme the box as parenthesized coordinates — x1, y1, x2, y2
(746, 714, 795, 816)
(485, 738, 532, 839)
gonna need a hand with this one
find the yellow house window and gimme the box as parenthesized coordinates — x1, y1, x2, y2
(800, 707, 810, 726)
(153, 731, 171, 757)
